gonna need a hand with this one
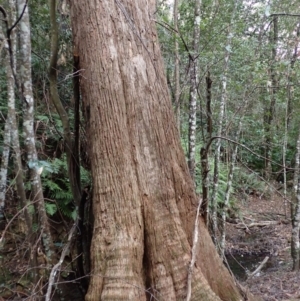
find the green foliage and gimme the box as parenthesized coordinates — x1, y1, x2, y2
(41, 156, 90, 220)
(233, 167, 266, 198)
(32, 223, 39, 233)
(45, 202, 58, 216)
(208, 161, 236, 213)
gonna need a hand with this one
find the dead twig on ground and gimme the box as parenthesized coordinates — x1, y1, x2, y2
(45, 222, 77, 301)
(248, 256, 269, 278)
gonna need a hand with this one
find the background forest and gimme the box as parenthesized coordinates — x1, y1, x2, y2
(1, 0, 300, 300)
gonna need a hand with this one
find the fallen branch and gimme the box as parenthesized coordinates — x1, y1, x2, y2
(248, 256, 269, 278)
(236, 221, 279, 229)
(45, 222, 77, 301)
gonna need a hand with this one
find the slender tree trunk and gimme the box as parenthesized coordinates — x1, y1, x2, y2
(200, 72, 213, 225)
(0, 117, 10, 222)
(188, 0, 201, 180)
(210, 4, 236, 242)
(0, 33, 10, 221)
(17, 0, 54, 263)
(3, 0, 33, 236)
(70, 1, 250, 301)
(283, 78, 289, 219)
(291, 135, 300, 270)
(264, 16, 278, 180)
(49, 0, 88, 290)
(173, 0, 181, 134)
(49, 0, 81, 207)
(0, 50, 11, 222)
(220, 120, 242, 254)
(290, 21, 300, 271)
(287, 21, 300, 127)
(206, 71, 213, 143)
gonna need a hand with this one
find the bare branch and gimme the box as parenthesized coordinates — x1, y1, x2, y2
(186, 198, 202, 301)
(45, 223, 77, 301)
(270, 13, 300, 17)
(248, 256, 269, 278)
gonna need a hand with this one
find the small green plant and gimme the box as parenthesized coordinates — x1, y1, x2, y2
(40, 156, 90, 220)
(233, 167, 266, 198)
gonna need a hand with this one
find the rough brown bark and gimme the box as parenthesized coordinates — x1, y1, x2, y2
(70, 1, 251, 300)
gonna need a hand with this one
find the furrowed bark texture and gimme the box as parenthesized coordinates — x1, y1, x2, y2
(70, 1, 244, 300)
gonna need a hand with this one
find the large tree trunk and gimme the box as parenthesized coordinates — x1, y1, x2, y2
(70, 1, 250, 300)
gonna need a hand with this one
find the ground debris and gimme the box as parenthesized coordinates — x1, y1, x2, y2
(225, 195, 295, 301)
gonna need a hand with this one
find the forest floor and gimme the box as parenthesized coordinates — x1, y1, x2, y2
(1, 189, 299, 301)
(225, 190, 300, 301)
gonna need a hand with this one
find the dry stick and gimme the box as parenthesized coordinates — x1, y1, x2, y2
(236, 221, 279, 229)
(186, 198, 202, 301)
(248, 256, 269, 278)
(45, 222, 77, 301)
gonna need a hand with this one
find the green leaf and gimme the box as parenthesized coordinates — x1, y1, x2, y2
(45, 203, 57, 216)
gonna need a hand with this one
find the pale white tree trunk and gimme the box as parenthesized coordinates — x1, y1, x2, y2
(2, 0, 32, 233)
(290, 22, 300, 271)
(0, 115, 10, 221)
(282, 82, 288, 219)
(264, 16, 278, 180)
(17, 0, 54, 261)
(220, 120, 242, 254)
(210, 3, 236, 242)
(0, 32, 12, 222)
(292, 134, 300, 270)
(188, 0, 201, 180)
